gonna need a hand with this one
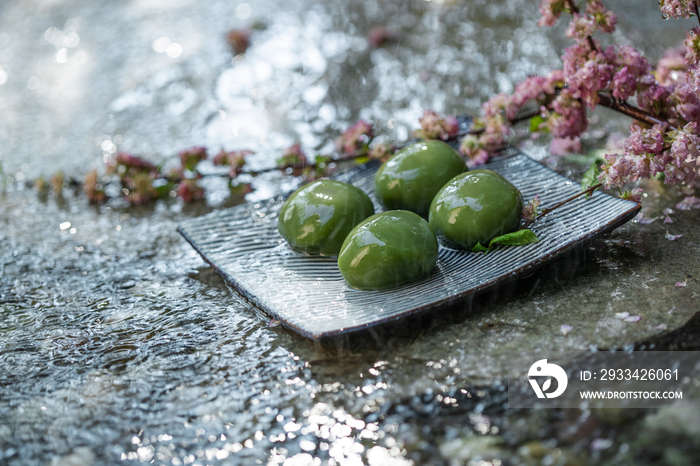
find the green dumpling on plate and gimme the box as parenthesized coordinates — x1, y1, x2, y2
(429, 169, 523, 250)
(337, 210, 439, 291)
(278, 180, 374, 257)
(374, 140, 467, 217)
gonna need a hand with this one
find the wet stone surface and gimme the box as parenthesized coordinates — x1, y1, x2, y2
(1, 0, 700, 465)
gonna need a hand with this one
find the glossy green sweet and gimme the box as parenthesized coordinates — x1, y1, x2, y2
(337, 210, 439, 291)
(429, 169, 523, 250)
(278, 180, 374, 257)
(374, 140, 467, 217)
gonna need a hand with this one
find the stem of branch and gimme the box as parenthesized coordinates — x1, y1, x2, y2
(536, 183, 602, 220)
(596, 93, 677, 131)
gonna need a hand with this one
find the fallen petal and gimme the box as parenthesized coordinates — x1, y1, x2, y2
(676, 196, 700, 210)
(560, 324, 573, 336)
(615, 312, 630, 319)
(623, 315, 641, 323)
(676, 281, 687, 287)
(665, 233, 683, 241)
(654, 323, 668, 331)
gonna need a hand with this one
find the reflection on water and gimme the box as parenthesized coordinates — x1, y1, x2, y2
(1, 0, 700, 464)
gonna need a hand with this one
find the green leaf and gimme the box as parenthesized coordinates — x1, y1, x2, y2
(528, 115, 546, 133)
(472, 243, 489, 254)
(488, 229, 539, 248)
(581, 161, 601, 197)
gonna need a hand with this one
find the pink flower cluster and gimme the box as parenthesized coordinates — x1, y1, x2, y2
(538, 0, 568, 27)
(213, 149, 252, 178)
(465, 0, 700, 194)
(659, 0, 699, 19)
(277, 143, 307, 167)
(415, 110, 459, 141)
(335, 120, 373, 156)
(179, 146, 207, 171)
(459, 72, 566, 163)
(599, 122, 699, 188)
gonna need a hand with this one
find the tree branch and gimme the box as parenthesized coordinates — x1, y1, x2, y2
(596, 93, 678, 131)
(537, 183, 603, 220)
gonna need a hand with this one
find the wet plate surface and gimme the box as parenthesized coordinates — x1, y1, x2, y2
(178, 148, 640, 340)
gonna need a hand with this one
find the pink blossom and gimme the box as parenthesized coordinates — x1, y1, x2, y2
(599, 151, 654, 188)
(659, 0, 700, 19)
(621, 188, 643, 203)
(113, 153, 156, 172)
(625, 124, 666, 156)
(610, 67, 637, 100)
(543, 69, 566, 94)
(126, 172, 158, 205)
(277, 143, 308, 167)
(546, 91, 588, 138)
(670, 84, 700, 123)
(335, 120, 373, 155)
(636, 77, 672, 116)
(549, 136, 581, 156)
(213, 149, 251, 178)
(367, 142, 395, 162)
(507, 76, 553, 120)
(562, 39, 614, 108)
(685, 27, 700, 64)
(538, 0, 568, 27)
(178, 146, 207, 171)
(459, 135, 489, 165)
(482, 94, 510, 118)
(415, 109, 460, 140)
(522, 195, 542, 223)
(177, 179, 204, 203)
(603, 45, 651, 100)
(689, 68, 700, 93)
(663, 208, 675, 223)
(566, 13, 598, 40)
(656, 47, 688, 85)
(213, 149, 252, 167)
(586, 0, 617, 33)
(467, 149, 490, 167)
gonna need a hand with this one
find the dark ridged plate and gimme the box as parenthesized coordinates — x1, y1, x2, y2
(178, 148, 640, 340)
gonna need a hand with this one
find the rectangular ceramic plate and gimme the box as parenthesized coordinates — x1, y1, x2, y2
(178, 148, 640, 340)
